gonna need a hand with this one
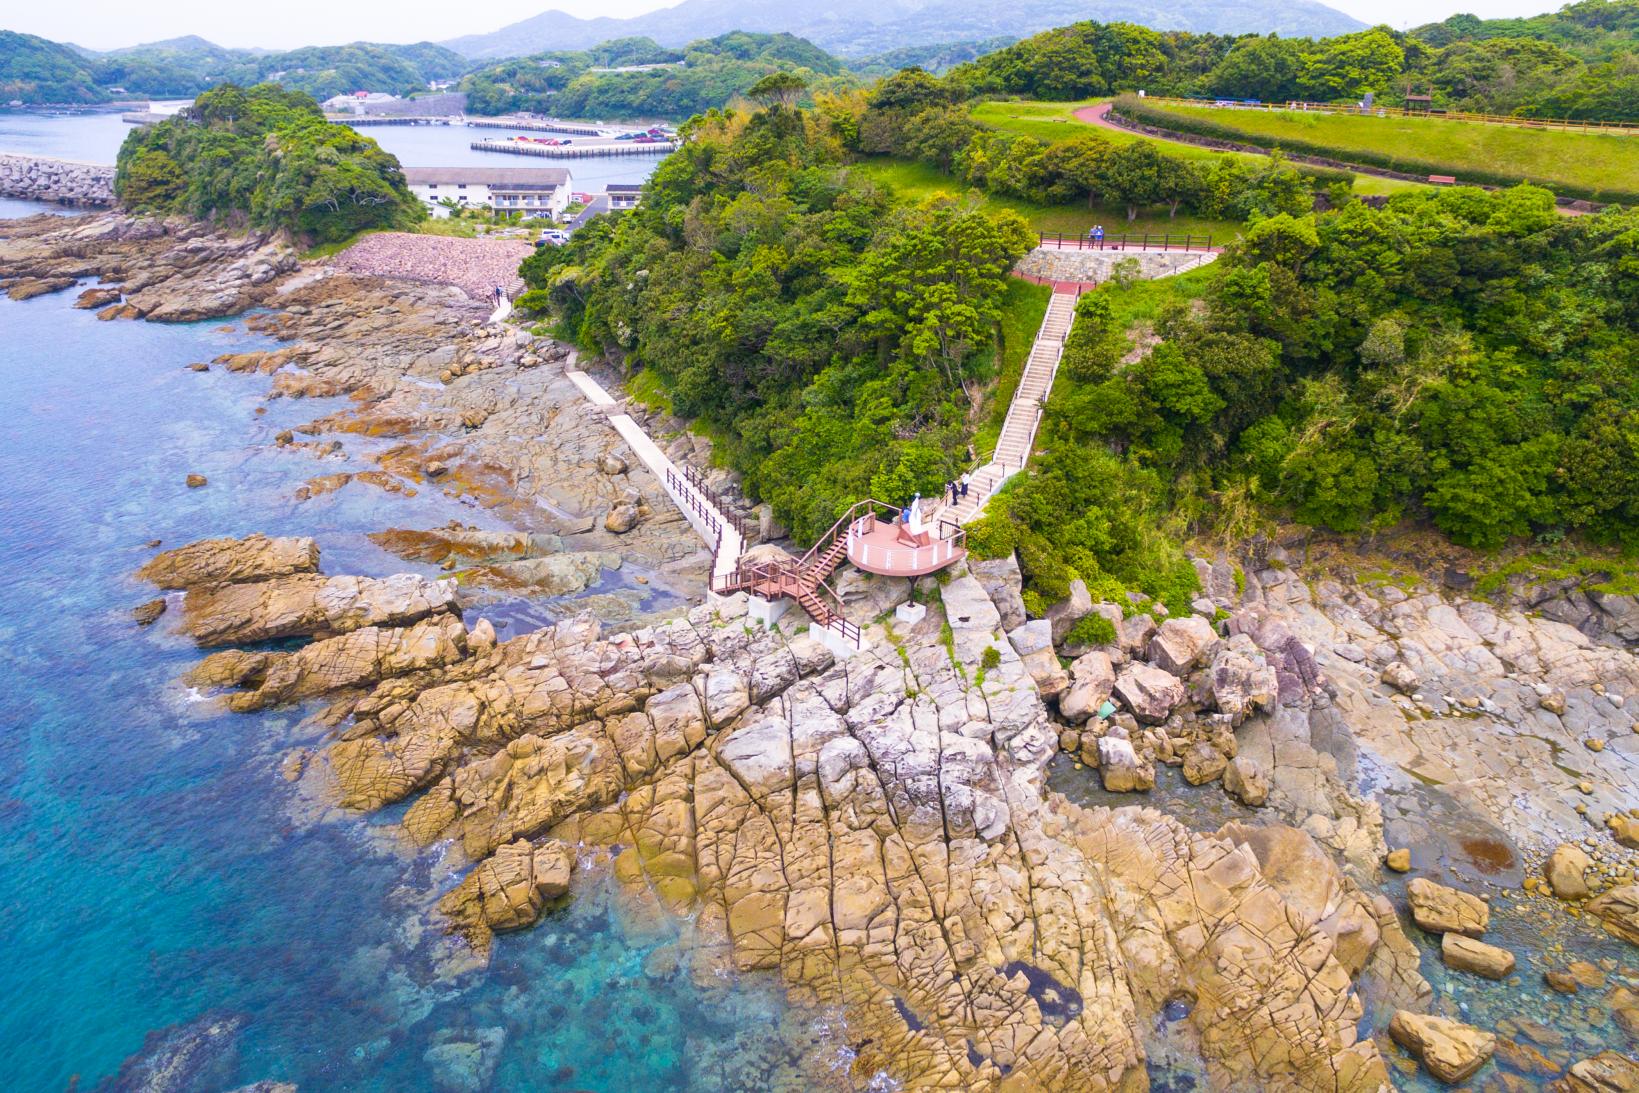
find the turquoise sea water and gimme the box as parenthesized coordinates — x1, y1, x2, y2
(0, 273, 812, 1090)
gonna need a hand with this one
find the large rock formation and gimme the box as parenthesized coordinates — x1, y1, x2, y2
(167, 549, 1393, 1091)
(137, 534, 320, 588)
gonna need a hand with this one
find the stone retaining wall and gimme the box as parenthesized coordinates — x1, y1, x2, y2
(0, 154, 115, 207)
(1015, 246, 1213, 284)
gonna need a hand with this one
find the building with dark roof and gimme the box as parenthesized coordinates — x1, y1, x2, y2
(404, 167, 573, 219)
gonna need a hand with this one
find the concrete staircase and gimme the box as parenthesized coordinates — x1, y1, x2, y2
(944, 289, 1078, 524)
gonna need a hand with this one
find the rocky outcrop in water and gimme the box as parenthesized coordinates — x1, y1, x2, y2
(0, 213, 705, 580)
(164, 532, 1398, 1090)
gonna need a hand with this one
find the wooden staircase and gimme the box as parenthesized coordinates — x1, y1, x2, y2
(945, 288, 1078, 524)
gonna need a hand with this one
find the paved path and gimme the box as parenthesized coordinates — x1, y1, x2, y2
(939, 288, 1078, 525)
(564, 366, 743, 586)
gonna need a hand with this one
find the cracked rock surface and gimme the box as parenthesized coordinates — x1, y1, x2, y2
(159, 536, 1394, 1091)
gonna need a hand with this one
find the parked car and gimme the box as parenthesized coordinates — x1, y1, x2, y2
(538, 229, 570, 245)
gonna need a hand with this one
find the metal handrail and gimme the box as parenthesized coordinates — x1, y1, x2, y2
(678, 464, 749, 539)
(664, 465, 723, 547)
(1036, 231, 1214, 252)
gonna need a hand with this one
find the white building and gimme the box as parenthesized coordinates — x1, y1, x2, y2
(404, 167, 574, 220)
(606, 183, 642, 210)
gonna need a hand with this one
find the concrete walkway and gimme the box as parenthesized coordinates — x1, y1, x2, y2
(563, 365, 743, 586)
(941, 288, 1078, 525)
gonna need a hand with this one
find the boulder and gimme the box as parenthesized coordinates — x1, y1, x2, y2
(1222, 755, 1268, 806)
(1380, 662, 1420, 695)
(1116, 613, 1157, 658)
(1551, 1051, 1639, 1093)
(1007, 619, 1052, 658)
(1044, 578, 1092, 645)
(1541, 690, 1568, 715)
(186, 474, 208, 488)
(1546, 843, 1593, 900)
(1441, 934, 1515, 980)
(1585, 885, 1639, 947)
(74, 286, 121, 309)
(968, 555, 1028, 632)
(1181, 740, 1228, 786)
(1097, 735, 1153, 792)
(1388, 1012, 1494, 1084)
(1612, 815, 1639, 851)
(1203, 634, 1277, 723)
(132, 598, 167, 626)
(1147, 615, 1219, 675)
(604, 502, 640, 533)
(1058, 651, 1115, 723)
(138, 534, 321, 590)
(1406, 877, 1489, 937)
(1112, 663, 1185, 724)
(1385, 848, 1412, 873)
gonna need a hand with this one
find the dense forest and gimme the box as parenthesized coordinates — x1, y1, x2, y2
(969, 188, 1639, 610)
(518, 103, 1036, 541)
(945, 0, 1639, 120)
(114, 84, 423, 242)
(0, 32, 467, 103)
(460, 32, 852, 119)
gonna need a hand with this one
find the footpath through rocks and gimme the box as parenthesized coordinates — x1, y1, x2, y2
(0, 212, 715, 616)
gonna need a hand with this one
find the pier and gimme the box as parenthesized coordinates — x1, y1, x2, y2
(471, 139, 676, 159)
(467, 117, 609, 137)
(325, 115, 456, 127)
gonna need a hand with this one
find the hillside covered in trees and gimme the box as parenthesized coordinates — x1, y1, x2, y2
(518, 102, 1037, 542)
(946, 0, 1639, 120)
(460, 32, 852, 119)
(968, 189, 1639, 609)
(0, 32, 467, 103)
(114, 84, 423, 243)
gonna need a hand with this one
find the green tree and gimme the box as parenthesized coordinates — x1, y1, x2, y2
(1096, 141, 1168, 221)
(1301, 27, 1407, 100)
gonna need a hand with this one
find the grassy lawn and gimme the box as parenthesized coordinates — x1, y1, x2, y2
(1134, 102, 1639, 202)
(971, 99, 1428, 198)
(851, 158, 1243, 242)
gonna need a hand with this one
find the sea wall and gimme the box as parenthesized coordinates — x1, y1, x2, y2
(0, 154, 115, 207)
(1015, 245, 1215, 283)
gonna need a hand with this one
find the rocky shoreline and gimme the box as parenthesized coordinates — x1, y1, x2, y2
(7, 209, 1639, 1090)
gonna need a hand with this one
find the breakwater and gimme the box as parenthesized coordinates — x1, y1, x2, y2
(0, 153, 115, 207)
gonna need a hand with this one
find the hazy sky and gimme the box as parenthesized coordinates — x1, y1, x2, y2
(5, 0, 1569, 52)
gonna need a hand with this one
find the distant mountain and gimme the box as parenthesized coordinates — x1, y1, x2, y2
(444, 0, 1366, 60)
(0, 31, 469, 104)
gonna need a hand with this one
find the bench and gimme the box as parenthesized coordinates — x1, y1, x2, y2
(1428, 174, 1457, 185)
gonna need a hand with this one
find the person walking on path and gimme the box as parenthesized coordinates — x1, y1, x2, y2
(960, 472, 971, 499)
(1092, 224, 1105, 247)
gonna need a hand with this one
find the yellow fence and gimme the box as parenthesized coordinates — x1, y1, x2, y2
(1134, 96, 1638, 135)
